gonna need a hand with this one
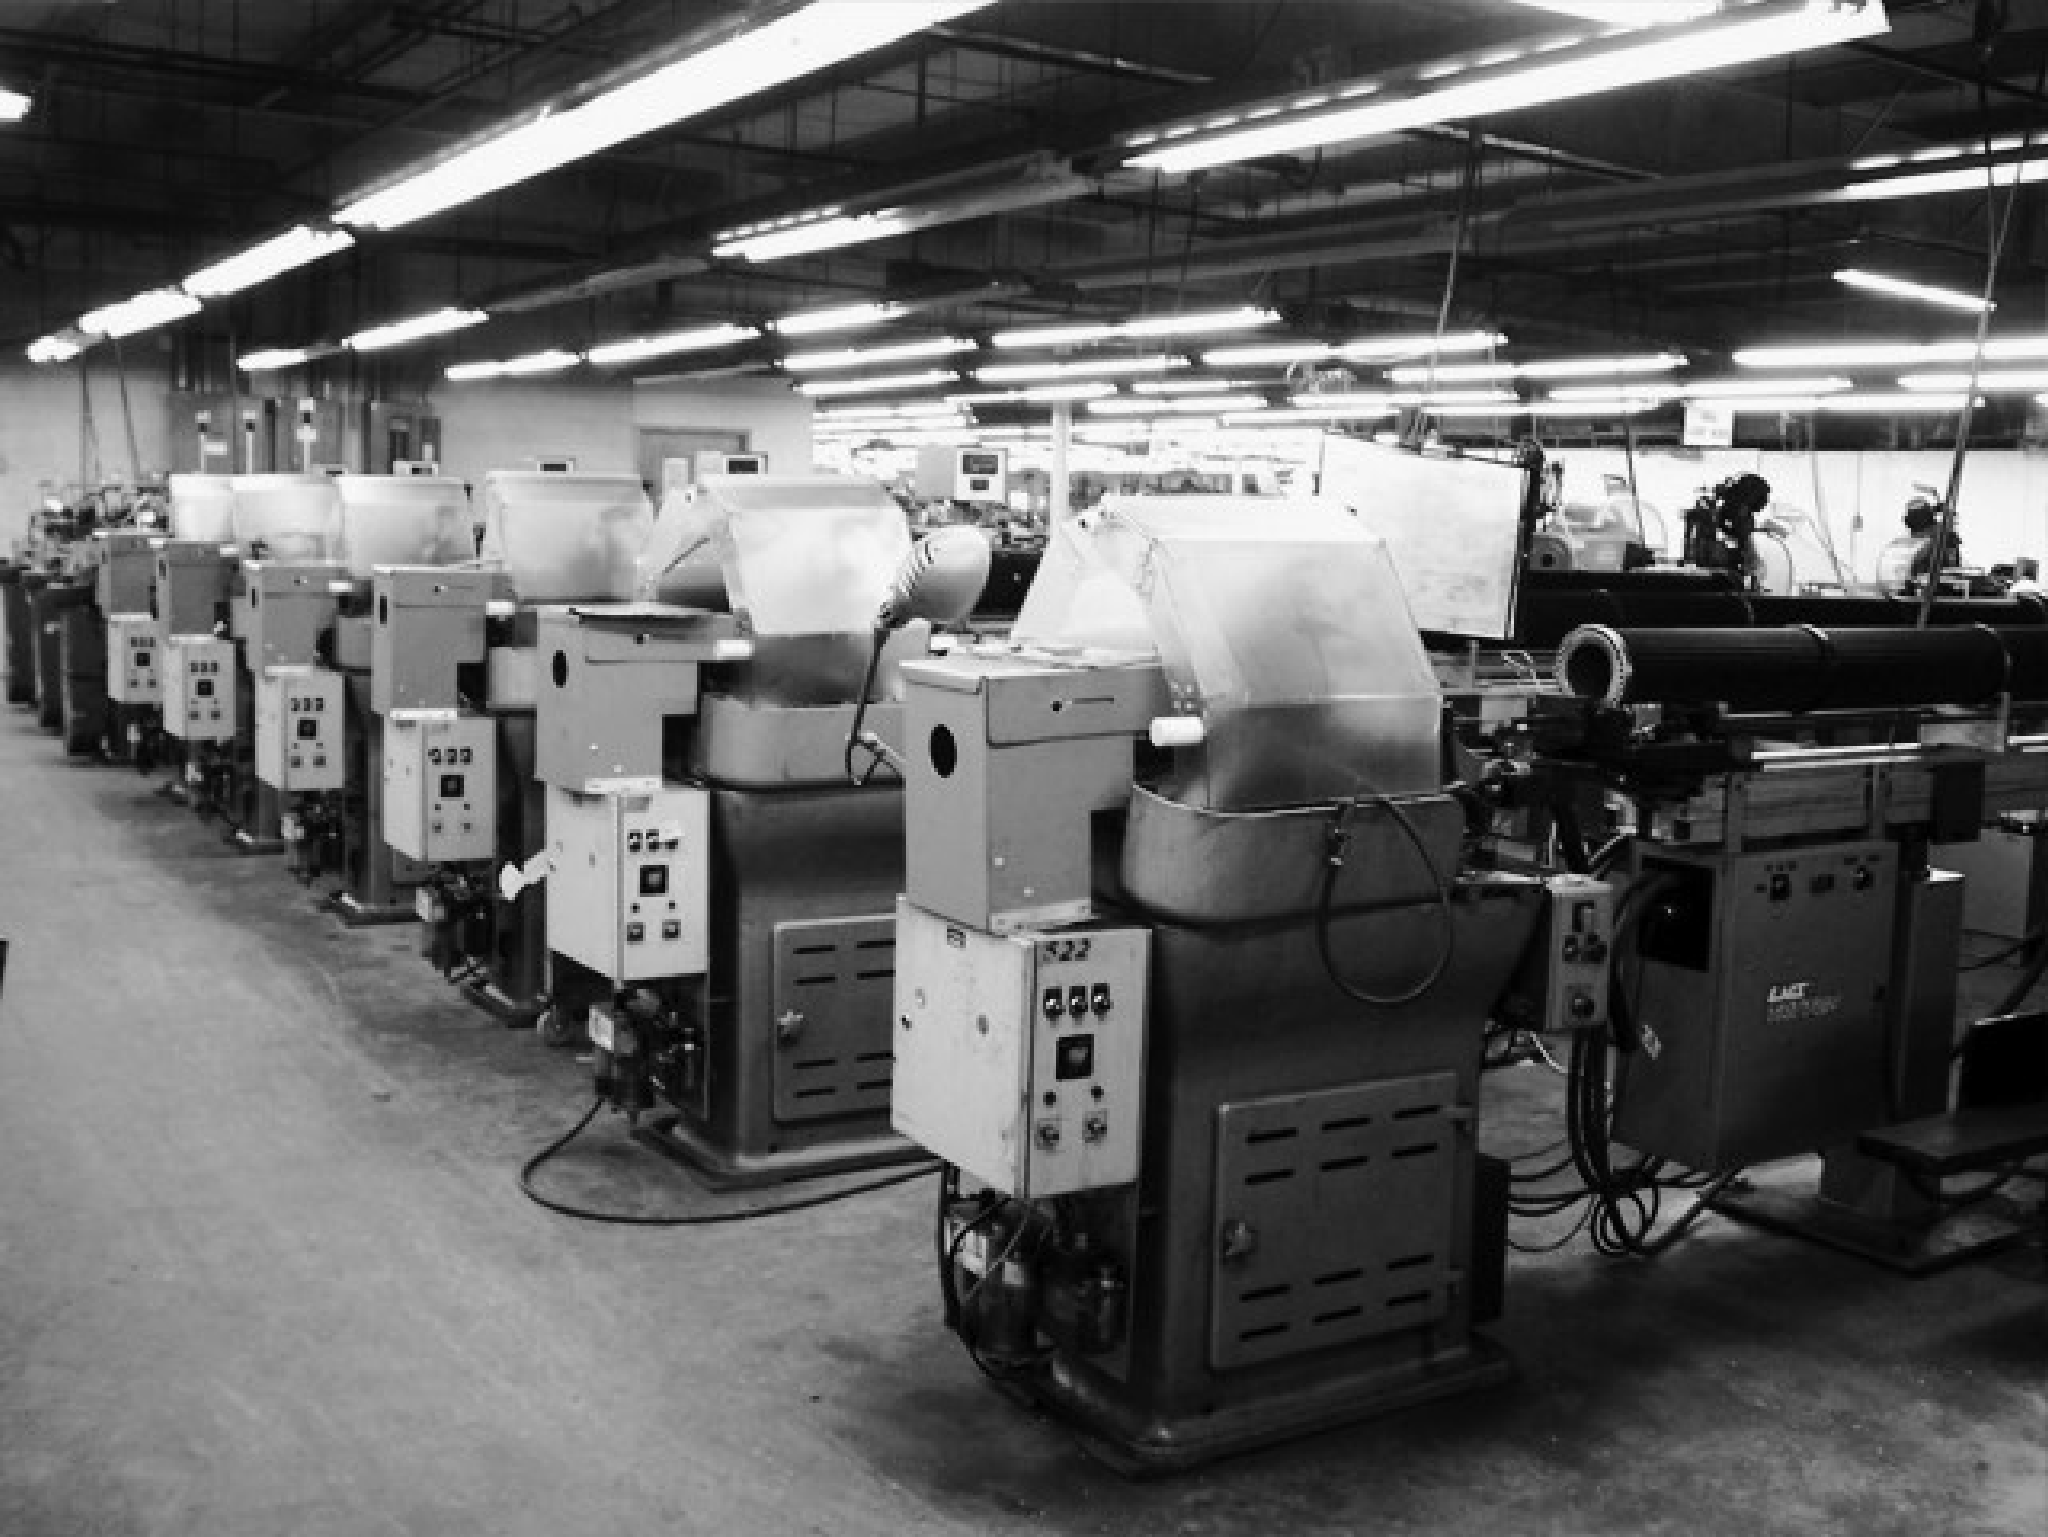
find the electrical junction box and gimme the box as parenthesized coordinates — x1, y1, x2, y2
(160, 636, 237, 742)
(255, 667, 345, 792)
(916, 444, 1008, 503)
(1614, 840, 1897, 1170)
(891, 899, 1148, 1198)
(1540, 874, 1614, 1032)
(106, 614, 160, 704)
(382, 709, 496, 864)
(545, 783, 709, 985)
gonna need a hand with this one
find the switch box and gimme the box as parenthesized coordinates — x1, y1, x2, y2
(1540, 874, 1613, 1032)
(545, 784, 710, 984)
(383, 709, 496, 863)
(160, 636, 237, 742)
(255, 668, 345, 792)
(106, 614, 161, 704)
(892, 899, 1148, 1198)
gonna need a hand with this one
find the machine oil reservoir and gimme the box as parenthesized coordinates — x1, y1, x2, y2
(229, 473, 341, 562)
(167, 473, 236, 543)
(333, 475, 472, 578)
(478, 471, 651, 601)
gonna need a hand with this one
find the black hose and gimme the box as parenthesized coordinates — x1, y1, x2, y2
(842, 625, 898, 787)
(520, 1097, 936, 1225)
(1313, 793, 1456, 1009)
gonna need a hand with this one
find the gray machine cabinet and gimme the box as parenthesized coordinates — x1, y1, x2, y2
(1615, 841, 1897, 1170)
(370, 568, 498, 714)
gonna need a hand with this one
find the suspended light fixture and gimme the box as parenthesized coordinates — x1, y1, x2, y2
(345, 307, 489, 352)
(585, 323, 759, 367)
(993, 308, 1278, 350)
(336, 2, 994, 231)
(444, 350, 581, 382)
(79, 289, 202, 340)
(772, 302, 907, 337)
(182, 226, 356, 299)
(782, 337, 976, 371)
(1834, 268, 1994, 314)
(1123, 1, 1886, 175)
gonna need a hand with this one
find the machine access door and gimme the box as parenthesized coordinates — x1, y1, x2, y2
(1210, 1073, 1461, 1370)
(771, 915, 898, 1124)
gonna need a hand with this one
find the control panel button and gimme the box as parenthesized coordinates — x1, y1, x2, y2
(1042, 987, 1064, 1021)
(1090, 983, 1111, 1015)
(625, 921, 645, 943)
(1066, 985, 1088, 1018)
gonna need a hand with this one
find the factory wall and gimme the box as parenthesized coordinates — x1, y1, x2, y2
(0, 359, 178, 553)
(1554, 446, 2048, 586)
(426, 375, 815, 493)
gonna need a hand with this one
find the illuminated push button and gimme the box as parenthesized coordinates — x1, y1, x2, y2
(1090, 983, 1111, 1015)
(1042, 987, 1064, 1021)
(625, 922, 645, 943)
(1067, 985, 1088, 1018)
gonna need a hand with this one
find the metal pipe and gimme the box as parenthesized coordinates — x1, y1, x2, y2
(1557, 624, 2023, 712)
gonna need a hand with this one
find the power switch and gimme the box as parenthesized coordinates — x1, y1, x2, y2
(1090, 983, 1111, 1016)
(1042, 987, 1064, 1021)
(1066, 985, 1088, 1019)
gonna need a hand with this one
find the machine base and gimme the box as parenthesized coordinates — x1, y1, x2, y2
(461, 977, 543, 1029)
(324, 891, 420, 928)
(228, 829, 286, 855)
(634, 1112, 926, 1191)
(1712, 1185, 2032, 1275)
(1031, 1335, 1516, 1476)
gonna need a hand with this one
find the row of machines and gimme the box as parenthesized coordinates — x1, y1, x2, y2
(8, 466, 2042, 1474)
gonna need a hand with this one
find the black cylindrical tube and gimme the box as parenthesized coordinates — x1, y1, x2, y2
(1518, 587, 2048, 648)
(1558, 624, 2015, 712)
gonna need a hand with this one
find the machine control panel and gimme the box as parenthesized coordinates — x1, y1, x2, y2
(383, 711, 496, 864)
(160, 636, 237, 743)
(1541, 874, 1614, 1032)
(545, 784, 709, 984)
(892, 900, 1148, 1198)
(255, 669, 345, 793)
(106, 615, 160, 705)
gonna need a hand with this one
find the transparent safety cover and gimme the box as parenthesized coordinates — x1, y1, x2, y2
(636, 473, 910, 636)
(334, 475, 472, 576)
(1016, 495, 1441, 808)
(168, 473, 236, 543)
(229, 473, 342, 561)
(477, 471, 651, 602)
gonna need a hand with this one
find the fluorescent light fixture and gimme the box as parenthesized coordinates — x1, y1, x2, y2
(716, 212, 912, 263)
(1819, 392, 1974, 412)
(182, 225, 355, 299)
(444, 349, 581, 382)
(0, 89, 29, 123)
(1834, 267, 1993, 314)
(237, 348, 318, 372)
(994, 307, 1278, 349)
(772, 302, 906, 337)
(1124, 1, 1887, 175)
(816, 401, 967, 421)
(1680, 375, 1852, 396)
(1089, 393, 1268, 416)
(1516, 353, 1687, 378)
(1342, 330, 1507, 361)
(336, 2, 993, 230)
(1388, 361, 1517, 384)
(25, 335, 83, 364)
(795, 369, 960, 398)
(78, 288, 202, 340)
(1507, 399, 1665, 417)
(1508, 2, 1720, 22)
(1840, 156, 2048, 203)
(1203, 341, 1337, 367)
(346, 307, 488, 353)
(1390, 388, 1520, 406)
(946, 383, 1119, 405)
(1898, 371, 2048, 392)
(1549, 383, 1685, 401)
(1735, 336, 2048, 369)
(1273, 395, 1398, 418)
(1133, 377, 1251, 395)
(783, 336, 975, 371)
(976, 356, 1187, 384)
(585, 323, 757, 367)
(1719, 396, 1825, 412)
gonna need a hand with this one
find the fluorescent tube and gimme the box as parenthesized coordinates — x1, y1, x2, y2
(783, 337, 974, 371)
(1834, 268, 1994, 314)
(183, 226, 355, 299)
(345, 307, 488, 352)
(79, 289, 202, 339)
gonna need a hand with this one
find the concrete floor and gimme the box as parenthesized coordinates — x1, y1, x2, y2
(1, 703, 2043, 1537)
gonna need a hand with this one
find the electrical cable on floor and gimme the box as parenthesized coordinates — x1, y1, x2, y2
(519, 1097, 936, 1225)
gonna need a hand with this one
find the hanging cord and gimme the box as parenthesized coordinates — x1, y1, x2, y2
(112, 338, 143, 484)
(1919, 62, 2034, 626)
(520, 1097, 936, 1225)
(843, 625, 901, 787)
(1314, 792, 1457, 1008)
(1406, 128, 1486, 447)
